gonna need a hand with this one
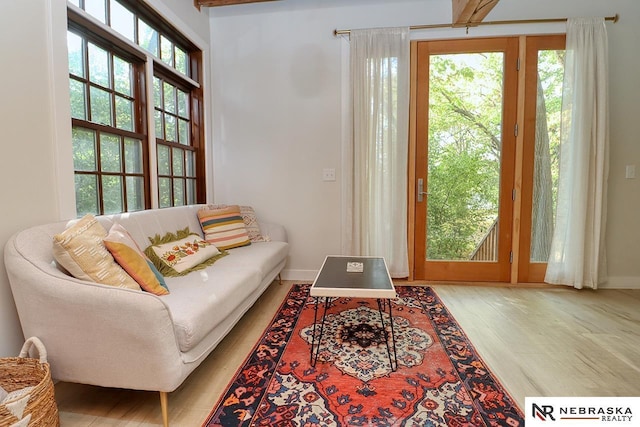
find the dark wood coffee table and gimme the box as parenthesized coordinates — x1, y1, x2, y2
(309, 256, 397, 371)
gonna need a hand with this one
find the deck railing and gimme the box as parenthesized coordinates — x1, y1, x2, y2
(469, 218, 498, 261)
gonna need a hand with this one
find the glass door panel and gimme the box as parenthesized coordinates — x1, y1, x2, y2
(427, 52, 503, 262)
(530, 49, 564, 262)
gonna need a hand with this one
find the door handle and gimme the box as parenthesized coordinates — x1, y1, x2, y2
(417, 178, 428, 202)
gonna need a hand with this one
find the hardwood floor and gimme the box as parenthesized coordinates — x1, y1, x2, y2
(54, 281, 640, 426)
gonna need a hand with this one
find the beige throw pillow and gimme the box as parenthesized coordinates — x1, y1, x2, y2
(52, 214, 141, 290)
(238, 205, 271, 243)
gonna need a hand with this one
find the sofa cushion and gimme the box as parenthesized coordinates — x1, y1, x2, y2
(197, 205, 251, 250)
(96, 206, 205, 253)
(162, 268, 262, 353)
(145, 227, 227, 276)
(162, 241, 289, 352)
(104, 223, 169, 295)
(52, 214, 141, 290)
(212, 241, 289, 279)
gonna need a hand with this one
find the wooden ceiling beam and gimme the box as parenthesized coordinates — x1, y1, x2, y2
(452, 0, 500, 27)
(195, 0, 500, 25)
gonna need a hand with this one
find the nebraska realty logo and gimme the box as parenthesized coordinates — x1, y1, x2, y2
(525, 397, 639, 426)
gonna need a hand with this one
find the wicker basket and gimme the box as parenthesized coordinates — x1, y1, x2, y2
(0, 338, 59, 427)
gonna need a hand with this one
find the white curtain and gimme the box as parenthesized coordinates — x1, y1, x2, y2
(545, 17, 609, 289)
(347, 27, 410, 278)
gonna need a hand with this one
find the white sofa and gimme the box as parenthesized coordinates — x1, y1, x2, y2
(3, 205, 289, 426)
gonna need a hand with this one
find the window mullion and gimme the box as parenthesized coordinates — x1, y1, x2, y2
(146, 58, 160, 209)
(68, 6, 146, 63)
(153, 58, 200, 89)
(95, 132, 105, 215)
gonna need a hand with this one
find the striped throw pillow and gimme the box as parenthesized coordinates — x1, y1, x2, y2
(198, 205, 251, 250)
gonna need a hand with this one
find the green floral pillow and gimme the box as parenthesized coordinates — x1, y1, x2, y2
(144, 227, 227, 277)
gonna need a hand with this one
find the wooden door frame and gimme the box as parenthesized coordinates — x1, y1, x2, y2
(408, 37, 519, 282)
(407, 42, 418, 281)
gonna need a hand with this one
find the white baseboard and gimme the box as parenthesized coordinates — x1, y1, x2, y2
(281, 269, 317, 282)
(600, 276, 640, 289)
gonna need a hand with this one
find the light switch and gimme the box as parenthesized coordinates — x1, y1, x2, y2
(322, 168, 336, 182)
(625, 165, 636, 179)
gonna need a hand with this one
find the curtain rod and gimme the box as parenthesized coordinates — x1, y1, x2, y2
(334, 14, 619, 36)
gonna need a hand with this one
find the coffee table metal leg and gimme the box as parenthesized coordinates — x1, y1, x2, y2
(386, 298, 398, 371)
(310, 297, 329, 367)
(376, 298, 398, 371)
(310, 297, 319, 364)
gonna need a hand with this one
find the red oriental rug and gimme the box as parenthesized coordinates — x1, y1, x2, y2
(203, 284, 524, 426)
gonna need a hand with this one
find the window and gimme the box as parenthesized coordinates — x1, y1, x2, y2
(154, 75, 198, 207)
(68, 0, 204, 216)
(68, 29, 147, 215)
(70, 0, 190, 80)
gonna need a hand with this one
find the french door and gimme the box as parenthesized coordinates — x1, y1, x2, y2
(413, 38, 518, 281)
(411, 35, 565, 283)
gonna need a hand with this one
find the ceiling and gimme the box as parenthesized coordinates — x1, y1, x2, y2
(195, 0, 500, 26)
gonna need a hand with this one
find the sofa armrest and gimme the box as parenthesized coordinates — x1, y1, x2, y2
(259, 221, 287, 243)
(4, 235, 186, 392)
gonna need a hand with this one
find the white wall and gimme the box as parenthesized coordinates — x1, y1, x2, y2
(0, 0, 71, 357)
(0, 0, 212, 357)
(209, 0, 640, 286)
